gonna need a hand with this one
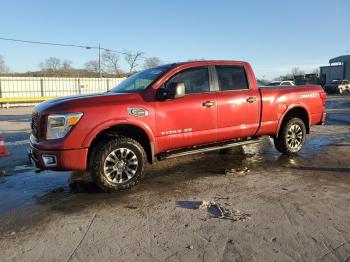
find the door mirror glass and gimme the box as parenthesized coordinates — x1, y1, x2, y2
(161, 82, 185, 99)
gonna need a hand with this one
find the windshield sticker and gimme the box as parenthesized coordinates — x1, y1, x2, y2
(149, 70, 163, 75)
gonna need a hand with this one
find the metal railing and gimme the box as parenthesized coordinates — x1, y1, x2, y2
(0, 77, 125, 107)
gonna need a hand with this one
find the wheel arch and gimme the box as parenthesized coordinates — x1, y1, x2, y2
(276, 105, 310, 137)
(85, 120, 156, 166)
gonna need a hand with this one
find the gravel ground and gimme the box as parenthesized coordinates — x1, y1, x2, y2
(0, 95, 349, 262)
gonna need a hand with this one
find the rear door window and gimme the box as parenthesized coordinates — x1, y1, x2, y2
(216, 66, 249, 91)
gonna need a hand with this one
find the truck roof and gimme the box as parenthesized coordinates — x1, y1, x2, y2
(175, 60, 246, 65)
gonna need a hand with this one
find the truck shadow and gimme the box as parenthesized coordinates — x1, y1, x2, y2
(31, 135, 338, 207)
(30, 146, 298, 211)
(30, 149, 252, 212)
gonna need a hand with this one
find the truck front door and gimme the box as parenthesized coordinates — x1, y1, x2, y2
(155, 66, 217, 152)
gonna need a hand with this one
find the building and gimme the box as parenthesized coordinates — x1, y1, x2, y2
(320, 55, 350, 84)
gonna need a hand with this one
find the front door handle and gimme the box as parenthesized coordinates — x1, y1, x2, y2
(202, 101, 215, 108)
(246, 97, 257, 103)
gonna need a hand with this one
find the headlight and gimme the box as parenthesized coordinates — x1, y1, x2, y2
(46, 113, 83, 140)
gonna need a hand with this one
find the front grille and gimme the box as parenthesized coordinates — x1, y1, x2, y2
(31, 111, 44, 139)
(31, 112, 39, 138)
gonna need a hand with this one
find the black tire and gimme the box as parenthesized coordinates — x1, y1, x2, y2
(274, 117, 306, 155)
(89, 137, 146, 192)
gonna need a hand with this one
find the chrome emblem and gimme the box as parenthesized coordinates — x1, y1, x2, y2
(128, 108, 149, 117)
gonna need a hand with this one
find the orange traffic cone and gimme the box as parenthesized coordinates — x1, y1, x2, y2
(0, 136, 9, 156)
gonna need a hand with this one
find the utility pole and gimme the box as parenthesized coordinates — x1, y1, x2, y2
(98, 43, 101, 78)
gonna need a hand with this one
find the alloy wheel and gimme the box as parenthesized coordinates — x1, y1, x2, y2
(103, 148, 139, 184)
(286, 124, 303, 150)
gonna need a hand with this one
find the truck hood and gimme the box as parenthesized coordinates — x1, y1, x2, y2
(34, 92, 139, 113)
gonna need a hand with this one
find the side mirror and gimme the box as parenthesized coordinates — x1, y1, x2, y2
(159, 82, 185, 100)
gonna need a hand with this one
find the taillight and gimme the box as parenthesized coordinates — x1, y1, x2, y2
(320, 91, 327, 106)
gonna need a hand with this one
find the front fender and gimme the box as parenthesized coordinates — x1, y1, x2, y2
(82, 118, 156, 149)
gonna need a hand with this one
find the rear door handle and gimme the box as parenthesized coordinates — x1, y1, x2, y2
(246, 97, 257, 103)
(202, 101, 215, 108)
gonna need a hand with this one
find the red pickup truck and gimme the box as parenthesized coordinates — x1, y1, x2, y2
(29, 61, 327, 191)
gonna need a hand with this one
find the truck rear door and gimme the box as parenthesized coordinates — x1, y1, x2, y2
(214, 65, 260, 141)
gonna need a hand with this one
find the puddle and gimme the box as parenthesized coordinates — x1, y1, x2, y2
(326, 114, 350, 126)
(326, 98, 350, 110)
(0, 170, 71, 214)
(13, 165, 33, 172)
(238, 135, 334, 169)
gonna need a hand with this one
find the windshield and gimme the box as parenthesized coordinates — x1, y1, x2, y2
(111, 64, 173, 93)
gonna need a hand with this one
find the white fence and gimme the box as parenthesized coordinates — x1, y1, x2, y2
(0, 77, 125, 107)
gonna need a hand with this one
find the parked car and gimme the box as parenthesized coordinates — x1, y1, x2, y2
(267, 80, 295, 87)
(338, 80, 350, 94)
(324, 80, 342, 94)
(29, 60, 327, 192)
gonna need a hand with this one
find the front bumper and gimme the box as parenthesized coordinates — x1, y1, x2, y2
(29, 144, 88, 171)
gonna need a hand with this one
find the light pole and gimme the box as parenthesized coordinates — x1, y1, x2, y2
(98, 43, 101, 78)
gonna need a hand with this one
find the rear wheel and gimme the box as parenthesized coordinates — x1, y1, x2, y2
(90, 137, 146, 192)
(274, 117, 306, 155)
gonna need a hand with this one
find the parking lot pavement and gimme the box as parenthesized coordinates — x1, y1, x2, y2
(0, 95, 350, 261)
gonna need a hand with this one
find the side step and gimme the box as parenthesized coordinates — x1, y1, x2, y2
(157, 137, 262, 161)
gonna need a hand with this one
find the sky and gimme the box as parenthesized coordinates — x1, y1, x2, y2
(0, 0, 349, 79)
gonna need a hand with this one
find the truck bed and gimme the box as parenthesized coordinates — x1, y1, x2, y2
(257, 85, 325, 136)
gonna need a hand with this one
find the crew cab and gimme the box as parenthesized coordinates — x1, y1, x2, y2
(29, 61, 327, 191)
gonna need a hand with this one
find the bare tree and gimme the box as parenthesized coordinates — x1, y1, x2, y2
(291, 67, 305, 76)
(61, 60, 73, 71)
(0, 55, 10, 73)
(143, 57, 162, 69)
(102, 51, 121, 76)
(39, 57, 61, 71)
(311, 68, 320, 75)
(84, 60, 100, 73)
(274, 67, 306, 81)
(124, 50, 144, 74)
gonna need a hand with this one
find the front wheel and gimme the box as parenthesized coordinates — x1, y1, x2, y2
(274, 117, 306, 155)
(90, 137, 146, 192)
